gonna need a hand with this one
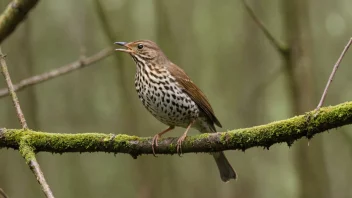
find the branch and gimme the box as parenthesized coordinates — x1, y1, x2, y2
(0, 47, 114, 98)
(0, 48, 28, 128)
(19, 139, 54, 198)
(242, 0, 288, 57)
(1, 101, 352, 156)
(0, 48, 54, 198)
(315, 37, 352, 112)
(0, 0, 39, 44)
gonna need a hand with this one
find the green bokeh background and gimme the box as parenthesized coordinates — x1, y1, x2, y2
(1, 0, 352, 197)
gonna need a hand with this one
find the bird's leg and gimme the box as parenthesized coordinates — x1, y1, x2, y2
(152, 126, 174, 157)
(176, 120, 195, 156)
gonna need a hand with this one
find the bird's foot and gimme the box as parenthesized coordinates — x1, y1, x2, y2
(151, 134, 161, 157)
(176, 134, 187, 156)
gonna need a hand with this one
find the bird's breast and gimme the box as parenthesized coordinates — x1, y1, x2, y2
(134, 71, 199, 127)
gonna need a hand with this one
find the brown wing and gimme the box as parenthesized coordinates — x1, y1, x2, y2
(168, 63, 222, 128)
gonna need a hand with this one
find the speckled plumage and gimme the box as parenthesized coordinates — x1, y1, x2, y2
(115, 40, 236, 182)
(133, 55, 200, 129)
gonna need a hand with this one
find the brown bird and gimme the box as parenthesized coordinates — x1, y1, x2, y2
(115, 40, 236, 182)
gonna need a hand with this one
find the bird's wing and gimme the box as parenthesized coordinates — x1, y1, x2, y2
(168, 63, 222, 128)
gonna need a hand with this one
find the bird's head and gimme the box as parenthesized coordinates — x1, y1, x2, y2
(115, 40, 164, 61)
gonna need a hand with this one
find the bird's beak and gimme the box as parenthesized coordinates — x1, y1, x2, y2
(114, 42, 133, 53)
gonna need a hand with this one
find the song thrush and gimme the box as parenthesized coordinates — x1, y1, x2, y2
(115, 40, 237, 182)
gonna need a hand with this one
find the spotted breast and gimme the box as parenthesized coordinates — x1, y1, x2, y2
(134, 59, 200, 128)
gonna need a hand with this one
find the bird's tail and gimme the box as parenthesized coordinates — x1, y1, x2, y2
(212, 152, 237, 182)
(199, 123, 236, 182)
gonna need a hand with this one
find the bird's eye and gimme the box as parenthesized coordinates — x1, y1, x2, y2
(137, 44, 144, 49)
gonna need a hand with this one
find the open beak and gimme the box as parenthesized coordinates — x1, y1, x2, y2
(114, 42, 133, 53)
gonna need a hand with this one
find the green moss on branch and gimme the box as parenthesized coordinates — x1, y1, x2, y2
(1, 101, 352, 156)
(19, 136, 36, 164)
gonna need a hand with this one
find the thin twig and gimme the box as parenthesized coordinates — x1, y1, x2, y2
(242, 0, 288, 56)
(0, 47, 55, 198)
(315, 38, 352, 113)
(20, 144, 54, 198)
(19, 140, 55, 198)
(0, 47, 114, 98)
(29, 157, 55, 198)
(0, 47, 28, 128)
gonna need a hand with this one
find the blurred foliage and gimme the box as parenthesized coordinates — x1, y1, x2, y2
(0, 0, 352, 198)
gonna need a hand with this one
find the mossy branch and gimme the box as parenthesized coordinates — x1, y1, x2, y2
(0, 0, 39, 44)
(1, 101, 352, 157)
(1, 43, 54, 198)
(19, 138, 55, 198)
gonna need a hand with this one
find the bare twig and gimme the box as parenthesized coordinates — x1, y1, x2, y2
(315, 38, 352, 113)
(0, 47, 28, 128)
(29, 160, 54, 198)
(242, 0, 291, 107)
(0, 47, 54, 198)
(242, 0, 288, 56)
(19, 141, 55, 198)
(0, 0, 39, 44)
(0, 47, 114, 98)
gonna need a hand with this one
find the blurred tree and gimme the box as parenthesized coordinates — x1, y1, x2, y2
(0, 0, 352, 198)
(281, 1, 331, 198)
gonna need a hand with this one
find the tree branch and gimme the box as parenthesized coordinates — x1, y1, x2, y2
(315, 37, 352, 112)
(0, 47, 54, 198)
(0, 47, 28, 128)
(242, 0, 289, 57)
(1, 101, 352, 157)
(0, 0, 39, 44)
(19, 139, 54, 198)
(0, 47, 114, 98)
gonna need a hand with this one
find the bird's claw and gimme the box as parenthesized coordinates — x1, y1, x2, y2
(176, 142, 182, 156)
(176, 135, 187, 157)
(151, 134, 160, 157)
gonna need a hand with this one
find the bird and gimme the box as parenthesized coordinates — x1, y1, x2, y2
(115, 40, 236, 182)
